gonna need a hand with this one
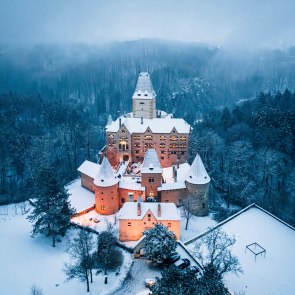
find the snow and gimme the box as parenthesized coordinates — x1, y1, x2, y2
(106, 116, 191, 134)
(180, 211, 217, 242)
(186, 205, 295, 295)
(185, 153, 210, 185)
(67, 179, 95, 213)
(161, 181, 186, 190)
(77, 160, 100, 179)
(119, 202, 181, 221)
(133, 72, 156, 100)
(162, 162, 190, 183)
(141, 149, 162, 174)
(0, 203, 132, 295)
(94, 157, 119, 187)
(119, 179, 145, 191)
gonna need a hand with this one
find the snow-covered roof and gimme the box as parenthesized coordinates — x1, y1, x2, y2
(77, 160, 100, 179)
(141, 149, 162, 174)
(161, 181, 186, 191)
(119, 202, 181, 221)
(132, 72, 156, 100)
(119, 180, 145, 191)
(162, 163, 190, 183)
(186, 204, 295, 295)
(106, 116, 190, 134)
(185, 154, 210, 185)
(93, 157, 119, 187)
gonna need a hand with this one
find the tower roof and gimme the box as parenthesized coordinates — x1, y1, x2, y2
(141, 149, 162, 174)
(133, 72, 156, 100)
(185, 154, 210, 185)
(94, 157, 119, 187)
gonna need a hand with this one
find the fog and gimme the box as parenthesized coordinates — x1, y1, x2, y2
(0, 0, 294, 49)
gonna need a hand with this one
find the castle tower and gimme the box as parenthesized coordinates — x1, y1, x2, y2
(141, 149, 162, 201)
(132, 72, 156, 119)
(185, 154, 211, 216)
(94, 156, 120, 215)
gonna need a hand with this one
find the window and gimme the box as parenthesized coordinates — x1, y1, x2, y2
(135, 150, 139, 154)
(180, 136, 187, 141)
(168, 223, 171, 227)
(179, 144, 187, 149)
(148, 178, 154, 184)
(161, 150, 165, 154)
(202, 203, 206, 209)
(128, 222, 131, 227)
(170, 143, 178, 149)
(144, 135, 153, 140)
(108, 134, 114, 139)
(181, 151, 185, 155)
(133, 135, 140, 140)
(148, 214, 151, 217)
(159, 135, 166, 141)
(101, 205, 105, 211)
(134, 143, 140, 148)
(121, 128, 126, 133)
(159, 143, 165, 148)
(144, 143, 153, 148)
(139, 102, 145, 104)
(161, 157, 164, 160)
(170, 135, 178, 141)
(165, 200, 169, 202)
(108, 143, 114, 147)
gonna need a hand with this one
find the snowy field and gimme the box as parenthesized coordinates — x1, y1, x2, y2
(0, 203, 132, 295)
(186, 206, 295, 295)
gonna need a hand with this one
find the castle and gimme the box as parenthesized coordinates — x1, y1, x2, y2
(77, 71, 211, 240)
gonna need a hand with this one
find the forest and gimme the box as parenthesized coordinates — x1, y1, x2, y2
(0, 39, 294, 224)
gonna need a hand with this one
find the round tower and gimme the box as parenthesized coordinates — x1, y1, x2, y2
(94, 157, 119, 215)
(185, 154, 211, 216)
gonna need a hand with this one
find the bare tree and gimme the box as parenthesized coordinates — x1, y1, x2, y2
(194, 227, 242, 278)
(30, 284, 43, 295)
(64, 229, 95, 292)
(182, 195, 194, 230)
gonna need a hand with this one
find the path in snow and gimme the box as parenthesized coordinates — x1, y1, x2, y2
(111, 259, 163, 295)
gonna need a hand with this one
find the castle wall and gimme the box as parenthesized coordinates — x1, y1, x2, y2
(132, 98, 156, 119)
(141, 172, 162, 199)
(185, 181, 210, 216)
(80, 173, 95, 192)
(118, 188, 145, 207)
(95, 183, 120, 215)
(160, 188, 187, 206)
(119, 211, 180, 241)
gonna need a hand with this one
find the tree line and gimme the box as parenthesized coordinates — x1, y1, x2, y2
(189, 89, 295, 225)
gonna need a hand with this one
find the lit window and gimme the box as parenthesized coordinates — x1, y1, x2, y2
(170, 143, 178, 149)
(159, 136, 166, 141)
(159, 143, 165, 148)
(180, 136, 187, 141)
(144, 135, 153, 140)
(108, 134, 114, 139)
(101, 205, 105, 210)
(170, 135, 178, 141)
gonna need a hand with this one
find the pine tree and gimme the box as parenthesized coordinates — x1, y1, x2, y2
(28, 165, 75, 247)
(144, 223, 177, 262)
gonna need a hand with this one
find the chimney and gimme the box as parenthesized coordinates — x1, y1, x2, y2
(173, 166, 177, 182)
(176, 158, 180, 169)
(137, 202, 141, 216)
(119, 118, 122, 128)
(157, 204, 161, 217)
(141, 117, 143, 124)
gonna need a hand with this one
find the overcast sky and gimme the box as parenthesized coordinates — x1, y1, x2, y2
(0, 0, 294, 49)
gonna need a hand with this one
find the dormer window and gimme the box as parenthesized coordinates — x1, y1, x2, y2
(139, 102, 145, 104)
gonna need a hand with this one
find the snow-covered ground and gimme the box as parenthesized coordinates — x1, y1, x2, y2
(186, 206, 295, 295)
(180, 211, 216, 242)
(0, 203, 132, 295)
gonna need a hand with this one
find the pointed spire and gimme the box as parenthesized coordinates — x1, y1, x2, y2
(94, 157, 119, 187)
(185, 154, 210, 185)
(141, 149, 162, 174)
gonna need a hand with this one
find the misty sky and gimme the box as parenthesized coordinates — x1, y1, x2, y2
(0, 0, 294, 48)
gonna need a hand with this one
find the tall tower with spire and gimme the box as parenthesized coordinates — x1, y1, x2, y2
(132, 72, 156, 119)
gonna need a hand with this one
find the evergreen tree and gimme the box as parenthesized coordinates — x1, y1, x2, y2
(144, 223, 177, 262)
(28, 165, 75, 247)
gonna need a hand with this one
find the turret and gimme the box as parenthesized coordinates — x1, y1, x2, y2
(185, 154, 211, 216)
(94, 157, 120, 215)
